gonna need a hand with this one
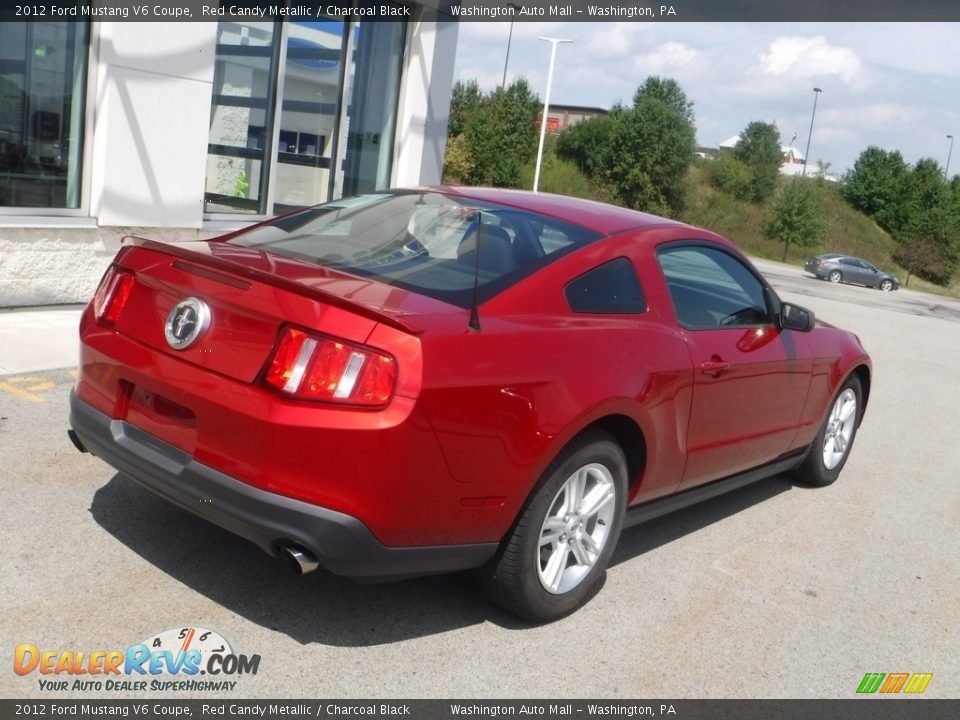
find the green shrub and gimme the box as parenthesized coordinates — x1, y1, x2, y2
(710, 154, 752, 200)
(442, 135, 472, 185)
(519, 151, 597, 199)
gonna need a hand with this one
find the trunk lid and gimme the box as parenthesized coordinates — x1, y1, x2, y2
(111, 237, 456, 384)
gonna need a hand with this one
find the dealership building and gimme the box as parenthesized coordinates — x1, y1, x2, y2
(0, 4, 458, 306)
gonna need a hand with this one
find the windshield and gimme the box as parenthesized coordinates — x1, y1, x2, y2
(230, 191, 602, 307)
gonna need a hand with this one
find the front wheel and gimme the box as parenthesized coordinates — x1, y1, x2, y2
(794, 375, 862, 487)
(476, 431, 627, 622)
(879, 279, 894, 292)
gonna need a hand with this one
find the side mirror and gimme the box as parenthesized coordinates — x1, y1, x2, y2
(779, 302, 815, 332)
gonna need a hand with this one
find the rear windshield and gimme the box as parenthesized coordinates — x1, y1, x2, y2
(230, 191, 602, 307)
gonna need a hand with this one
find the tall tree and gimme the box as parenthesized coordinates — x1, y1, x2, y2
(733, 121, 782, 203)
(763, 179, 828, 261)
(632, 76, 695, 124)
(892, 158, 960, 285)
(557, 77, 696, 216)
(840, 146, 910, 220)
(447, 80, 483, 137)
(444, 79, 541, 188)
(461, 79, 540, 187)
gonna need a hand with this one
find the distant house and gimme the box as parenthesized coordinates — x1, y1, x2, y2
(778, 145, 808, 177)
(537, 104, 608, 134)
(717, 134, 824, 177)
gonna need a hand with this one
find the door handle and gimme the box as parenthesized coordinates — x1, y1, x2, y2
(700, 356, 732, 378)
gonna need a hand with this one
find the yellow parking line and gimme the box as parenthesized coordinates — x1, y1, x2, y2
(0, 376, 57, 403)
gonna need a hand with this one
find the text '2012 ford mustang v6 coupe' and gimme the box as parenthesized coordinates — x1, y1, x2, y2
(69, 188, 871, 621)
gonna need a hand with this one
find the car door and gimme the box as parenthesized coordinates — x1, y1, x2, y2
(839, 257, 868, 285)
(858, 259, 881, 287)
(656, 243, 813, 490)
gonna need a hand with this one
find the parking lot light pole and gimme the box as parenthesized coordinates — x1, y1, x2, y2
(533, 37, 572, 193)
(945, 134, 954, 178)
(802, 87, 822, 177)
(501, 11, 517, 89)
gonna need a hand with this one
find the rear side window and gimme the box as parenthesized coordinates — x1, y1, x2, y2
(565, 257, 646, 314)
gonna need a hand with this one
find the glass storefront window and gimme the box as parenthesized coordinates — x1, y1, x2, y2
(340, 21, 405, 198)
(273, 20, 346, 213)
(204, 20, 279, 215)
(0, 21, 89, 209)
(204, 11, 406, 217)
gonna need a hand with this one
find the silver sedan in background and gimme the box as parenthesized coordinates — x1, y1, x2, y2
(804, 253, 900, 291)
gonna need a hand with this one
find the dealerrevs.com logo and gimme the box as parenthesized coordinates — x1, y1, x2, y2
(14, 626, 260, 692)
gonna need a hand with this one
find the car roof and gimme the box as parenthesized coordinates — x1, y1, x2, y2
(431, 186, 690, 236)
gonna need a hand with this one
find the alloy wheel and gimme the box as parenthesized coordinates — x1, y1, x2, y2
(822, 388, 857, 470)
(537, 463, 616, 594)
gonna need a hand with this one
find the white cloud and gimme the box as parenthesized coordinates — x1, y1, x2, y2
(820, 102, 921, 128)
(581, 22, 652, 60)
(759, 36, 866, 88)
(632, 42, 700, 75)
(456, 65, 522, 93)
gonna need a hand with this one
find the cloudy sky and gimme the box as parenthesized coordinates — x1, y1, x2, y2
(453, 23, 960, 175)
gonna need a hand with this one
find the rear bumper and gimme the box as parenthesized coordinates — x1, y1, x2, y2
(69, 392, 497, 581)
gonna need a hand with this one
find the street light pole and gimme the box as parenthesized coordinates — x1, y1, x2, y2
(501, 19, 515, 89)
(945, 134, 954, 179)
(802, 87, 822, 177)
(533, 37, 572, 193)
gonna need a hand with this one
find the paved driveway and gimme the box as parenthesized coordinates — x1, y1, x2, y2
(1, 260, 957, 699)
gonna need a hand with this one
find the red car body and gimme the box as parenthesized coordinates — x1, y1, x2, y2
(70, 188, 871, 618)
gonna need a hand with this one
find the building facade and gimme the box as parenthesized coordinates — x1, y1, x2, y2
(0, 6, 457, 306)
(537, 104, 607, 135)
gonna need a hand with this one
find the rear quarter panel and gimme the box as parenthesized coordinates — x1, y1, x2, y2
(418, 226, 707, 531)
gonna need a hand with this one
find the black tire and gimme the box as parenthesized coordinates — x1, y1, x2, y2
(476, 431, 627, 622)
(828, 270, 843, 283)
(879, 279, 894, 292)
(794, 375, 862, 487)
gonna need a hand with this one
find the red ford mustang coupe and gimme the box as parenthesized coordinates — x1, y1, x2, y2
(69, 188, 871, 621)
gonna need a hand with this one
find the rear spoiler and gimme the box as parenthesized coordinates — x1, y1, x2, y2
(119, 236, 419, 336)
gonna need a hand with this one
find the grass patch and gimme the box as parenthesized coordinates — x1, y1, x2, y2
(681, 164, 960, 297)
(518, 147, 604, 200)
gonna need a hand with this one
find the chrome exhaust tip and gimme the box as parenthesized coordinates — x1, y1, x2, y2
(280, 545, 320, 575)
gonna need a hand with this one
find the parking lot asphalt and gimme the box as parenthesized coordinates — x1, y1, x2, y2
(1, 261, 958, 699)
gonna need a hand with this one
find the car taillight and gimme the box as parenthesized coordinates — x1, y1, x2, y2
(263, 326, 397, 407)
(93, 265, 136, 327)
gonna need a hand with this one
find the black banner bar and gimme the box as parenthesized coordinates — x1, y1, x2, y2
(2, 0, 960, 22)
(1, 700, 959, 720)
